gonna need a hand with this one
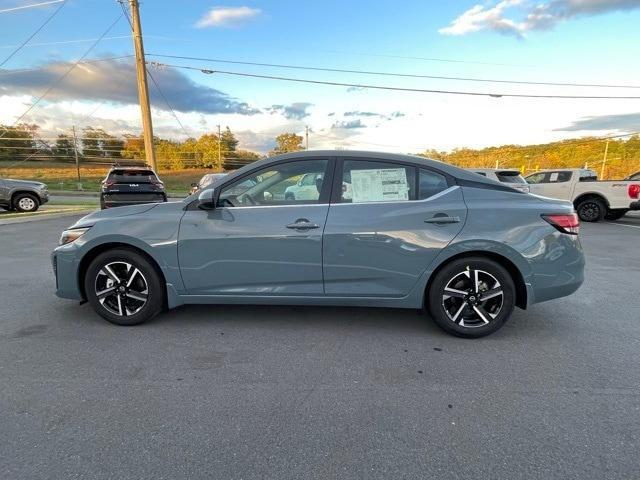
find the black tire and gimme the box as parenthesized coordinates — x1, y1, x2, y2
(575, 197, 605, 222)
(13, 193, 39, 212)
(84, 248, 164, 326)
(427, 257, 516, 338)
(604, 209, 629, 221)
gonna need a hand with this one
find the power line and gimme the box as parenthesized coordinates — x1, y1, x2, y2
(0, 0, 64, 14)
(0, 0, 67, 67)
(0, 13, 123, 140)
(149, 61, 640, 100)
(0, 55, 134, 76)
(0, 34, 180, 49)
(148, 53, 640, 90)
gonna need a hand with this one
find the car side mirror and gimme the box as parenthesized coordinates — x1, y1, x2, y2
(197, 188, 216, 210)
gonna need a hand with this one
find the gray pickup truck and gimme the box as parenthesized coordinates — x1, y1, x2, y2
(0, 178, 49, 212)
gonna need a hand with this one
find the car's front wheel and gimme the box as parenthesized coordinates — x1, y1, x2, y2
(427, 257, 516, 338)
(13, 193, 39, 212)
(84, 248, 164, 326)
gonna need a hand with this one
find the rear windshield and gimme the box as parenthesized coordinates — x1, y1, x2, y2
(496, 171, 527, 184)
(108, 169, 158, 183)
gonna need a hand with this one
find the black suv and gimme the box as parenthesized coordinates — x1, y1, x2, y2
(100, 166, 167, 209)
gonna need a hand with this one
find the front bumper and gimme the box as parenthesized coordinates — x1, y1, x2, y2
(51, 247, 83, 301)
(40, 191, 49, 204)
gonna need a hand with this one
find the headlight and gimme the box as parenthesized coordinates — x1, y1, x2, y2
(59, 227, 90, 246)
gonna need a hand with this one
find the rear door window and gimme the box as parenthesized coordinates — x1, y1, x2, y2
(418, 169, 449, 200)
(340, 160, 415, 203)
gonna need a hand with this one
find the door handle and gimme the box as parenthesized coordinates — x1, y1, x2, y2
(286, 218, 320, 230)
(424, 215, 461, 225)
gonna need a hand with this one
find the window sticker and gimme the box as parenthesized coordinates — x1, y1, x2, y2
(350, 168, 409, 203)
(550, 172, 559, 182)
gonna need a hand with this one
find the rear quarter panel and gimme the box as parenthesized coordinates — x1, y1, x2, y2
(573, 181, 635, 209)
(410, 187, 583, 306)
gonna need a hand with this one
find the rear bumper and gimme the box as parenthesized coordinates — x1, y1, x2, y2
(630, 201, 640, 210)
(526, 232, 585, 306)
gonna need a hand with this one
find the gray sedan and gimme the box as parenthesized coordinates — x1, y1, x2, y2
(52, 151, 584, 338)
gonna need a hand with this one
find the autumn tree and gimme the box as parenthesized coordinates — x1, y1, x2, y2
(53, 134, 75, 160)
(270, 133, 304, 155)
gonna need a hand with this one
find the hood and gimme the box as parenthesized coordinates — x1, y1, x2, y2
(71, 203, 159, 228)
(4, 178, 46, 188)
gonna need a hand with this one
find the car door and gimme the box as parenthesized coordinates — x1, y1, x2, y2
(527, 171, 573, 199)
(178, 157, 333, 295)
(323, 158, 467, 297)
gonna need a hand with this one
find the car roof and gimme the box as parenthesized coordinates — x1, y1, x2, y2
(109, 165, 154, 171)
(217, 150, 502, 187)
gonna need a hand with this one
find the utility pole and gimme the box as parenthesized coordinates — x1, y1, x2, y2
(217, 124, 222, 171)
(601, 140, 609, 179)
(305, 126, 309, 150)
(128, 0, 157, 171)
(72, 126, 82, 191)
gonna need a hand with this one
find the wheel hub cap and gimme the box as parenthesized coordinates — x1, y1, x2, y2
(442, 268, 504, 328)
(95, 261, 148, 317)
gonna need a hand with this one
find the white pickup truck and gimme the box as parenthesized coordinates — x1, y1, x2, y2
(525, 169, 640, 222)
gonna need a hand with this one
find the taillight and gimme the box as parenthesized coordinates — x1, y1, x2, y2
(102, 181, 115, 190)
(629, 184, 640, 199)
(542, 213, 580, 235)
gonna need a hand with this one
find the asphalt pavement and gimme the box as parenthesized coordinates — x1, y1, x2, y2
(0, 213, 639, 479)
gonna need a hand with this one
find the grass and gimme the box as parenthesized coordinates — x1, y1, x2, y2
(0, 161, 212, 195)
(0, 204, 95, 220)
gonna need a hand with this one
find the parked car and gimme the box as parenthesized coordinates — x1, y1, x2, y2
(0, 178, 49, 212)
(189, 173, 227, 195)
(284, 172, 324, 200)
(468, 169, 530, 193)
(53, 151, 584, 338)
(100, 166, 166, 209)
(525, 169, 640, 221)
(625, 171, 640, 181)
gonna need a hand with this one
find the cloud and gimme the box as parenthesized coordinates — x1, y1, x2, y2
(195, 6, 261, 28)
(439, 0, 640, 37)
(344, 111, 382, 117)
(0, 58, 259, 115)
(555, 112, 640, 132)
(331, 119, 365, 130)
(268, 102, 313, 120)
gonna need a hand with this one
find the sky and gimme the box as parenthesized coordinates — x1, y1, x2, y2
(1, 0, 640, 154)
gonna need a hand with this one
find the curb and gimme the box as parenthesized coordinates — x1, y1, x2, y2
(0, 209, 93, 226)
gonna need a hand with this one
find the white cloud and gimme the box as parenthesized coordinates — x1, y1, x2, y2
(195, 6, 261, 28)
(440, 0, 640, 37)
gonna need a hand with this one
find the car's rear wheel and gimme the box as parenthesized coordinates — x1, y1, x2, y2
(13, 193, 39, 212)
(84, 248, 164, 326)
(604, 209, 628, 221)
(427, 257, 515, 338)
(576, 198, 605, 222)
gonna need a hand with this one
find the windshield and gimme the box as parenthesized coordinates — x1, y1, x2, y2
(107, 169, 158, 183)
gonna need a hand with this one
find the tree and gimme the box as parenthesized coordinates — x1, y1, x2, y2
(220, 126, 238, 154)
(0, 123, 39, 160)
(121, 134, 145, 160)
(53, 134, 75, 161)
(270, 133, 304, 155)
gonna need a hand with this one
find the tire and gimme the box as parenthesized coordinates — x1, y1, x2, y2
(575, 198, 605, 222)
(84, 248, 164, 326)
(13, 193, 39, 212)
(604, 209, 629, 221)
(427, 257, 516, 338)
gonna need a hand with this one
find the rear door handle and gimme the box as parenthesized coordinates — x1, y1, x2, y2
(424, 215, 461, 224)
(286, 218, 320, 230)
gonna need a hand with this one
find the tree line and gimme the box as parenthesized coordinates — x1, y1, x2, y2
(2, 123, 638, 178)
(0, 125, 305, 171)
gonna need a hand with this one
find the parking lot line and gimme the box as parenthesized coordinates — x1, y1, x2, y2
(604, 222, 640, 229)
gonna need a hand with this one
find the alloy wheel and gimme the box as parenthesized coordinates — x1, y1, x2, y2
(94, 261, 148, 317)
(441, 269, 504, 328)
(579, 202, 600, 221)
